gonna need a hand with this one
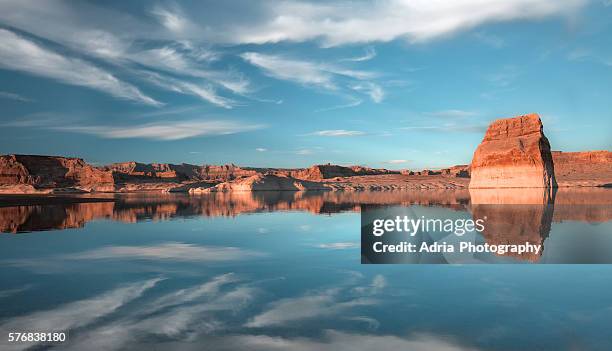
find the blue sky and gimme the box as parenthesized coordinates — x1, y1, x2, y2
(0, 0, 610, 169)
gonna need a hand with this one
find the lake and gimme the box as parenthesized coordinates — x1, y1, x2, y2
(1, 188, 611, 350)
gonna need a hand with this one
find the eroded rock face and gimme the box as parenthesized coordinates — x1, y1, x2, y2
(0, 155, 114, 192)
(202, 174, 330, 192)
(552, 151, 612, 187)
(469, 113, 557, 188)
(104, 162, 258, 182)
(290, 164, 397, 180)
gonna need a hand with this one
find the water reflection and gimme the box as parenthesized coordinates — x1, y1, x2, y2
(0, 190, 471, 233)
(1, 188, 610, 234)
(1, 189, 611, 263)
(469, 188, 556, 262)
(468, 188, 612, 262)
(1, 189, 612, 350)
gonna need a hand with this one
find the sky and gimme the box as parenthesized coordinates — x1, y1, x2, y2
(0, 0, 611, 169)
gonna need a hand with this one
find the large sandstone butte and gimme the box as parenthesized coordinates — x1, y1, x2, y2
(469, 113, 557, 188)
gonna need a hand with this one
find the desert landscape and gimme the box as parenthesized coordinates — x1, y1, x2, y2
(0, 113, 610, 195)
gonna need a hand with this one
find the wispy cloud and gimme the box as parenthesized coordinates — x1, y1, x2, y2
(255, 148, 267, 152)
(241, 53, 382, 103)
(0, 91, 31, 102)
(245, 288, 376, 328)
(314, 96, 363, 112)
(242, 52, 375, 90)
(150, 4, 189, 33)
(0, 285, 33, 299)
(60, 242, 265, 261)
(0, 29, 161, 106)
(245, 273, 386, 328)
(60, 274, 258, 351)
(128, 45, 249, 94)
(296, 149, 314, 155)
(310, 130, 365, 137)
(54, 120, 264, 141)
(230, 0, 586, 46)
(350, 82, 384, 103)
(341, 47, 377, 62)
(317, 242, 359, 249)
(0, 2, 253, 108)
(217, 330, 482, 351)
(352, 275, 387, 296)
(152, 273, 239, 310)
(0, 278, 162, 351)
(141, 71, 237, 108)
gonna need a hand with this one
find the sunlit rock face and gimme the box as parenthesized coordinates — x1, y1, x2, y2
(469, 113, 557, 188)
(289, 164, 397, 180)
(0, 154, 114, 192)
(204, 174, 330, 192)
(552, 151, 612, 187)
(104, 162, 258, 182)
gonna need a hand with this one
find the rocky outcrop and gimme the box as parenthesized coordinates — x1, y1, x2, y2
(401, 166, 469, 177)
(290, 164, 397, 180)
(200, 174, 330, 192)
(553, 150, 612, 165)
(104, 162, 257, 182)
(469, 113, 557, 188)
(552, 151, 612, 187)
(441, 165, 470, 178)
(0, 155, 114, 192)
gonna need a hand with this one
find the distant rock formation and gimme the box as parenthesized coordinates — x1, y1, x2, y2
(290, 164, 398, 180)
(552, 151, 612, 187)
(470, 113, 557, 188)
(0, 155, 114, 192)
(440, 165, 470, 178)
(200, 173, 329, 192)
(402, 165, 469, 177)
(103, 162, 257, 182)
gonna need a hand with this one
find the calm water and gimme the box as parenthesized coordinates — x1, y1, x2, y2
(1, 189, 611, 350)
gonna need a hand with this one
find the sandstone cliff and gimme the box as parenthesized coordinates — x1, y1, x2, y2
(552, 151, 612, 187)
(469, 113, 557, 188)
(104, 162, 257, 182)
(0, 155, 114, 192)
(198, 173, 330, 192)
(289, 164, 398, 180)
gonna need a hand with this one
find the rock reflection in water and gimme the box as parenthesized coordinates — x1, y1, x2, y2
(1, 188, 610, 262)
(469, 188, 556, 262)
(0, 190, 470, 233)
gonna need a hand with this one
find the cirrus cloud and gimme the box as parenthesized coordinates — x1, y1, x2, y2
(53, 120, 265, 141)
(310, 130, 365, 137)
(0, 29, 161, 106)
(230, 0, 586, 46)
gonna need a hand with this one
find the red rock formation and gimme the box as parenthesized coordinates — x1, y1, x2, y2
(0, 155, 114, 192)
(290, 164, 397, 180)
(0, 155, 31, 184)
(470, 113, 557, 188)
(440, 165, 470, 178)
(104, 162, 257, 182)
(552, 151, 612, 187)
(202, 173, 329, 192)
